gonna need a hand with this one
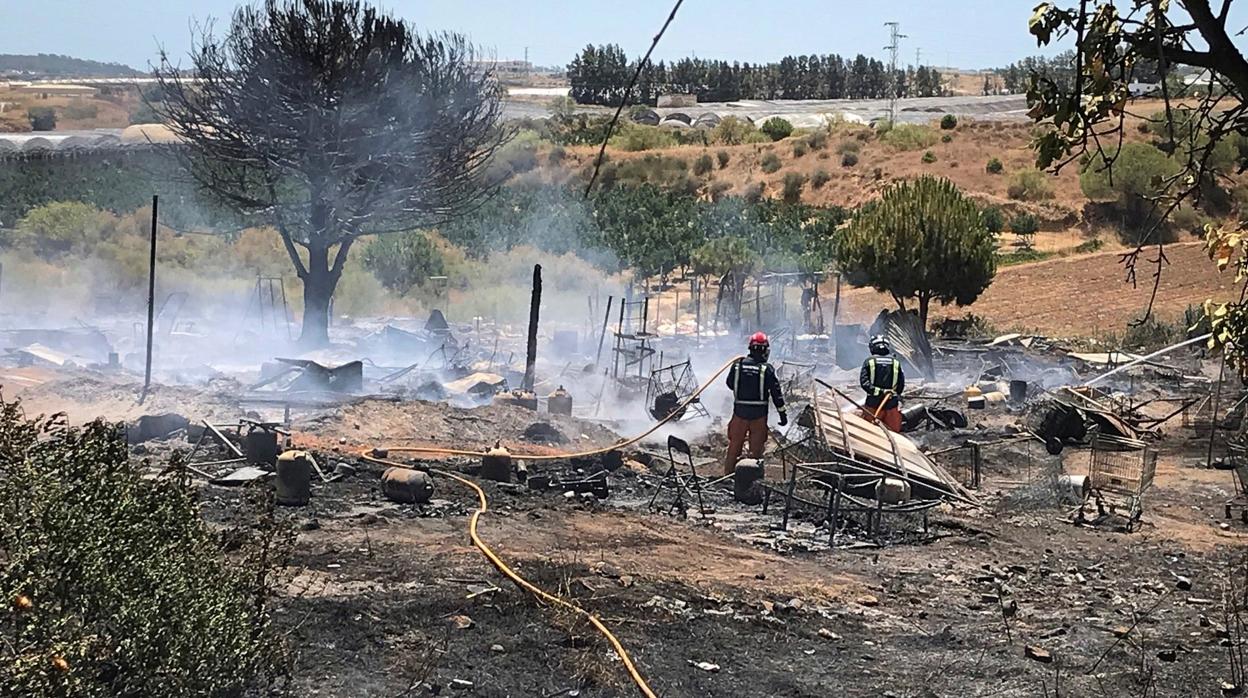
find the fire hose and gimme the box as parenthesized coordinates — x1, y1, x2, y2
(358, 355, 745, 697)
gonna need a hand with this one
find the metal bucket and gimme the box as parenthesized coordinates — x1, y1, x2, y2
(1057, 474, 1090, 504)
(275, 450, 313, 506)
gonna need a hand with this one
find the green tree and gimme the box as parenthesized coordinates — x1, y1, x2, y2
(153, 0, 505, 346)
(982, 205, 1005, 234)
(26, 106, 56, 131)
(361, 231, 446, 294)
(1079, 142, 1180, 229)
(593, 184, 697, 281)
(0, 397, 288, 696)
(836, 175, 996, 326)
(8, 201, 117, 259)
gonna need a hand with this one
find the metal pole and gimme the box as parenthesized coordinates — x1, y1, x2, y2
(1206, 351, 1227, 469)
(595, 296, 614, 366)
(140, 195, 158, 403)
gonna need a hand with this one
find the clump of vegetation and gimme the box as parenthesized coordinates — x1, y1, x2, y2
(0, 397, 290, 696)
(782, 172, 807, 203)
(760, 152, 782, 173)
(547, 145, 566, 165)
(709, 180, 733, 201)
(760, 116, 794, 141)
(711, 116, 763, 145)
(805, 130, 828, 151)
(841, 152, 859, 167)
(693, 153, 714, 176)
(985, 157, 1004, 174)
(940, 114, 958, 130)
(811, 169, 832, 189)
(1009, 212, 1040, 237)
(941, 133, 953, 143)
(1007, 168, 1055, 201)
(872, 166, 883, 180)
(743, 181, 766, 203)
(880, 123, 939, 151)
(1170, 204, 1206, 235)
(922, 150, 937, 164)
(61, 101, 99, 121)
(26, 106, 56, 131)
(982, 206, 1005, 234)
(716, 150, 730, 168)
(610, 122, 679, 151)
(1079, 142, 1180, 227)
(792, 141, 809, 158)
(1074, 237, 1104, 254)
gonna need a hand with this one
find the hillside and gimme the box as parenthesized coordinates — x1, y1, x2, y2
(0, 53, 140, 78)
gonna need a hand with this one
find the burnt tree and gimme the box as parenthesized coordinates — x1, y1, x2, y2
(153, 0, 505, 345)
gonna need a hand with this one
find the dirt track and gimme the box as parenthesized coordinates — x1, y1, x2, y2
(839, 241, 1237, 337)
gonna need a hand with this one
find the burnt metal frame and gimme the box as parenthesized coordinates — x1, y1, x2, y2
(645, 359, 707, 423)
(1076, 433, 1158, 531)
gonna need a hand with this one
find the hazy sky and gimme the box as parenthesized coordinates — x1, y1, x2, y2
(4, 1, 1064, 71)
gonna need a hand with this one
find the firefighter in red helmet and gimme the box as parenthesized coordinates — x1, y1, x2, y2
(723, 332, 787, 475)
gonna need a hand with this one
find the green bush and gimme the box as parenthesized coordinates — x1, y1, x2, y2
(711, 116, 757, 145)
(841, 152, 859, 167)
(782, 172, 807, 203)
(1079, 142, 1180, 226)
(61, 101, 99, 120)
(922, 150, 937, 164)
(812, 169, 832, 189)
(805, 130, 828, 150)
(940, 133, 953, 143)
(985, 157, 1004, 174)
(547, 145, 567, 165)
(792, 141, 809, 158)
(761, 152, 782, 173)
(0, 398, 289, 696)
(940, 114, 958, 130)
(1074, 237, 1104, 254)
(1170, 204, 1205, 235)
(982, 206, 1005, 234)
(27, 106, 56, 131)
(880, 124, 939, 151)
(760, 117, 794, 142)
(872, 166, 883, 180)
(362, 230, 447, 294)
(610, 122, 678, 151)
(716, 150, 730, 168)
(1007, 168, 1055, 201)
(743, 181, 766, 203)
(693, 153, 714, 176)
(1009, 212, 1040, 235)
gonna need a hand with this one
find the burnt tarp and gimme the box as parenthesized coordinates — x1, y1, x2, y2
(274, 358, 364, 393)
(869, 310, 935, 379)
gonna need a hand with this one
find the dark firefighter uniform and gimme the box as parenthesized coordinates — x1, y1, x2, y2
(859, 354, 905, 432)
(723, 356, 786, 475)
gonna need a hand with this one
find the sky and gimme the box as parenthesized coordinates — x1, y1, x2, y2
(2, 0, 1064, 72)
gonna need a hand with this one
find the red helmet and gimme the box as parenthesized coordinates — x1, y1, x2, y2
(748, 332, 769, 351)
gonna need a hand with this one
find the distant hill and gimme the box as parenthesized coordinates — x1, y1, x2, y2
(0, 54, 141, 79)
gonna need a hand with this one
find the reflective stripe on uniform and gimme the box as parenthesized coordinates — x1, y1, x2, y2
(868, 357, 900, 396)
(733, 361, 769, 405)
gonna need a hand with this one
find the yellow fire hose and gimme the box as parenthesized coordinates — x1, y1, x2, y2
(358, 355, 745, 697)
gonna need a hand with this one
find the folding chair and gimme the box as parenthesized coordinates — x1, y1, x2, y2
(648, 435, 710, 519)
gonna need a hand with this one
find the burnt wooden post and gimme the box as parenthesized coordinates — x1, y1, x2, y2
(140, 195, 158, 403)
(595, 295, 614, 366)
(523, 264, 542, 392)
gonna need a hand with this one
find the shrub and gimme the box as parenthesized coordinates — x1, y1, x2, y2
(836, 139, 861, 155)
(841, 152, 859, 167)
(985, 157, 1004, 174)
(693, 153, 714, 176)
(27, 106, 56, 131)
(792, 141, 809, 158)
(880, 124, 939, 151)
(709, 180, 733, 201)
(922, 150, 937, 164)
(805, 130, 828, 150)
(1171, 204, 1205, 234)
(761, 152, 782, 173)
(1009, 212, 1040, 235)
(812, 169, 832, 189)
(716, 150, 730, 168)
(1079, 142, 1181, 226)
(872, 166, 883, 180)
(940, 133, 953, 143)
(547, 145, 567, 165)
(610, 122, 678, 151)
(1007, 169, 1055, 201)
(0, 397, 289, 696)
(782, 172, 807, 203)
(940, 114, 958, 130)
(743, 181, 766, 203)
(1074, 237, 1104, 254)
(711, 116, 757, 145)
(760, 117, 794, 141)
(982, 206, 1005, 234)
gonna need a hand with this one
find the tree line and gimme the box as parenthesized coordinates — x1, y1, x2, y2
(567, 45, 945, 106)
